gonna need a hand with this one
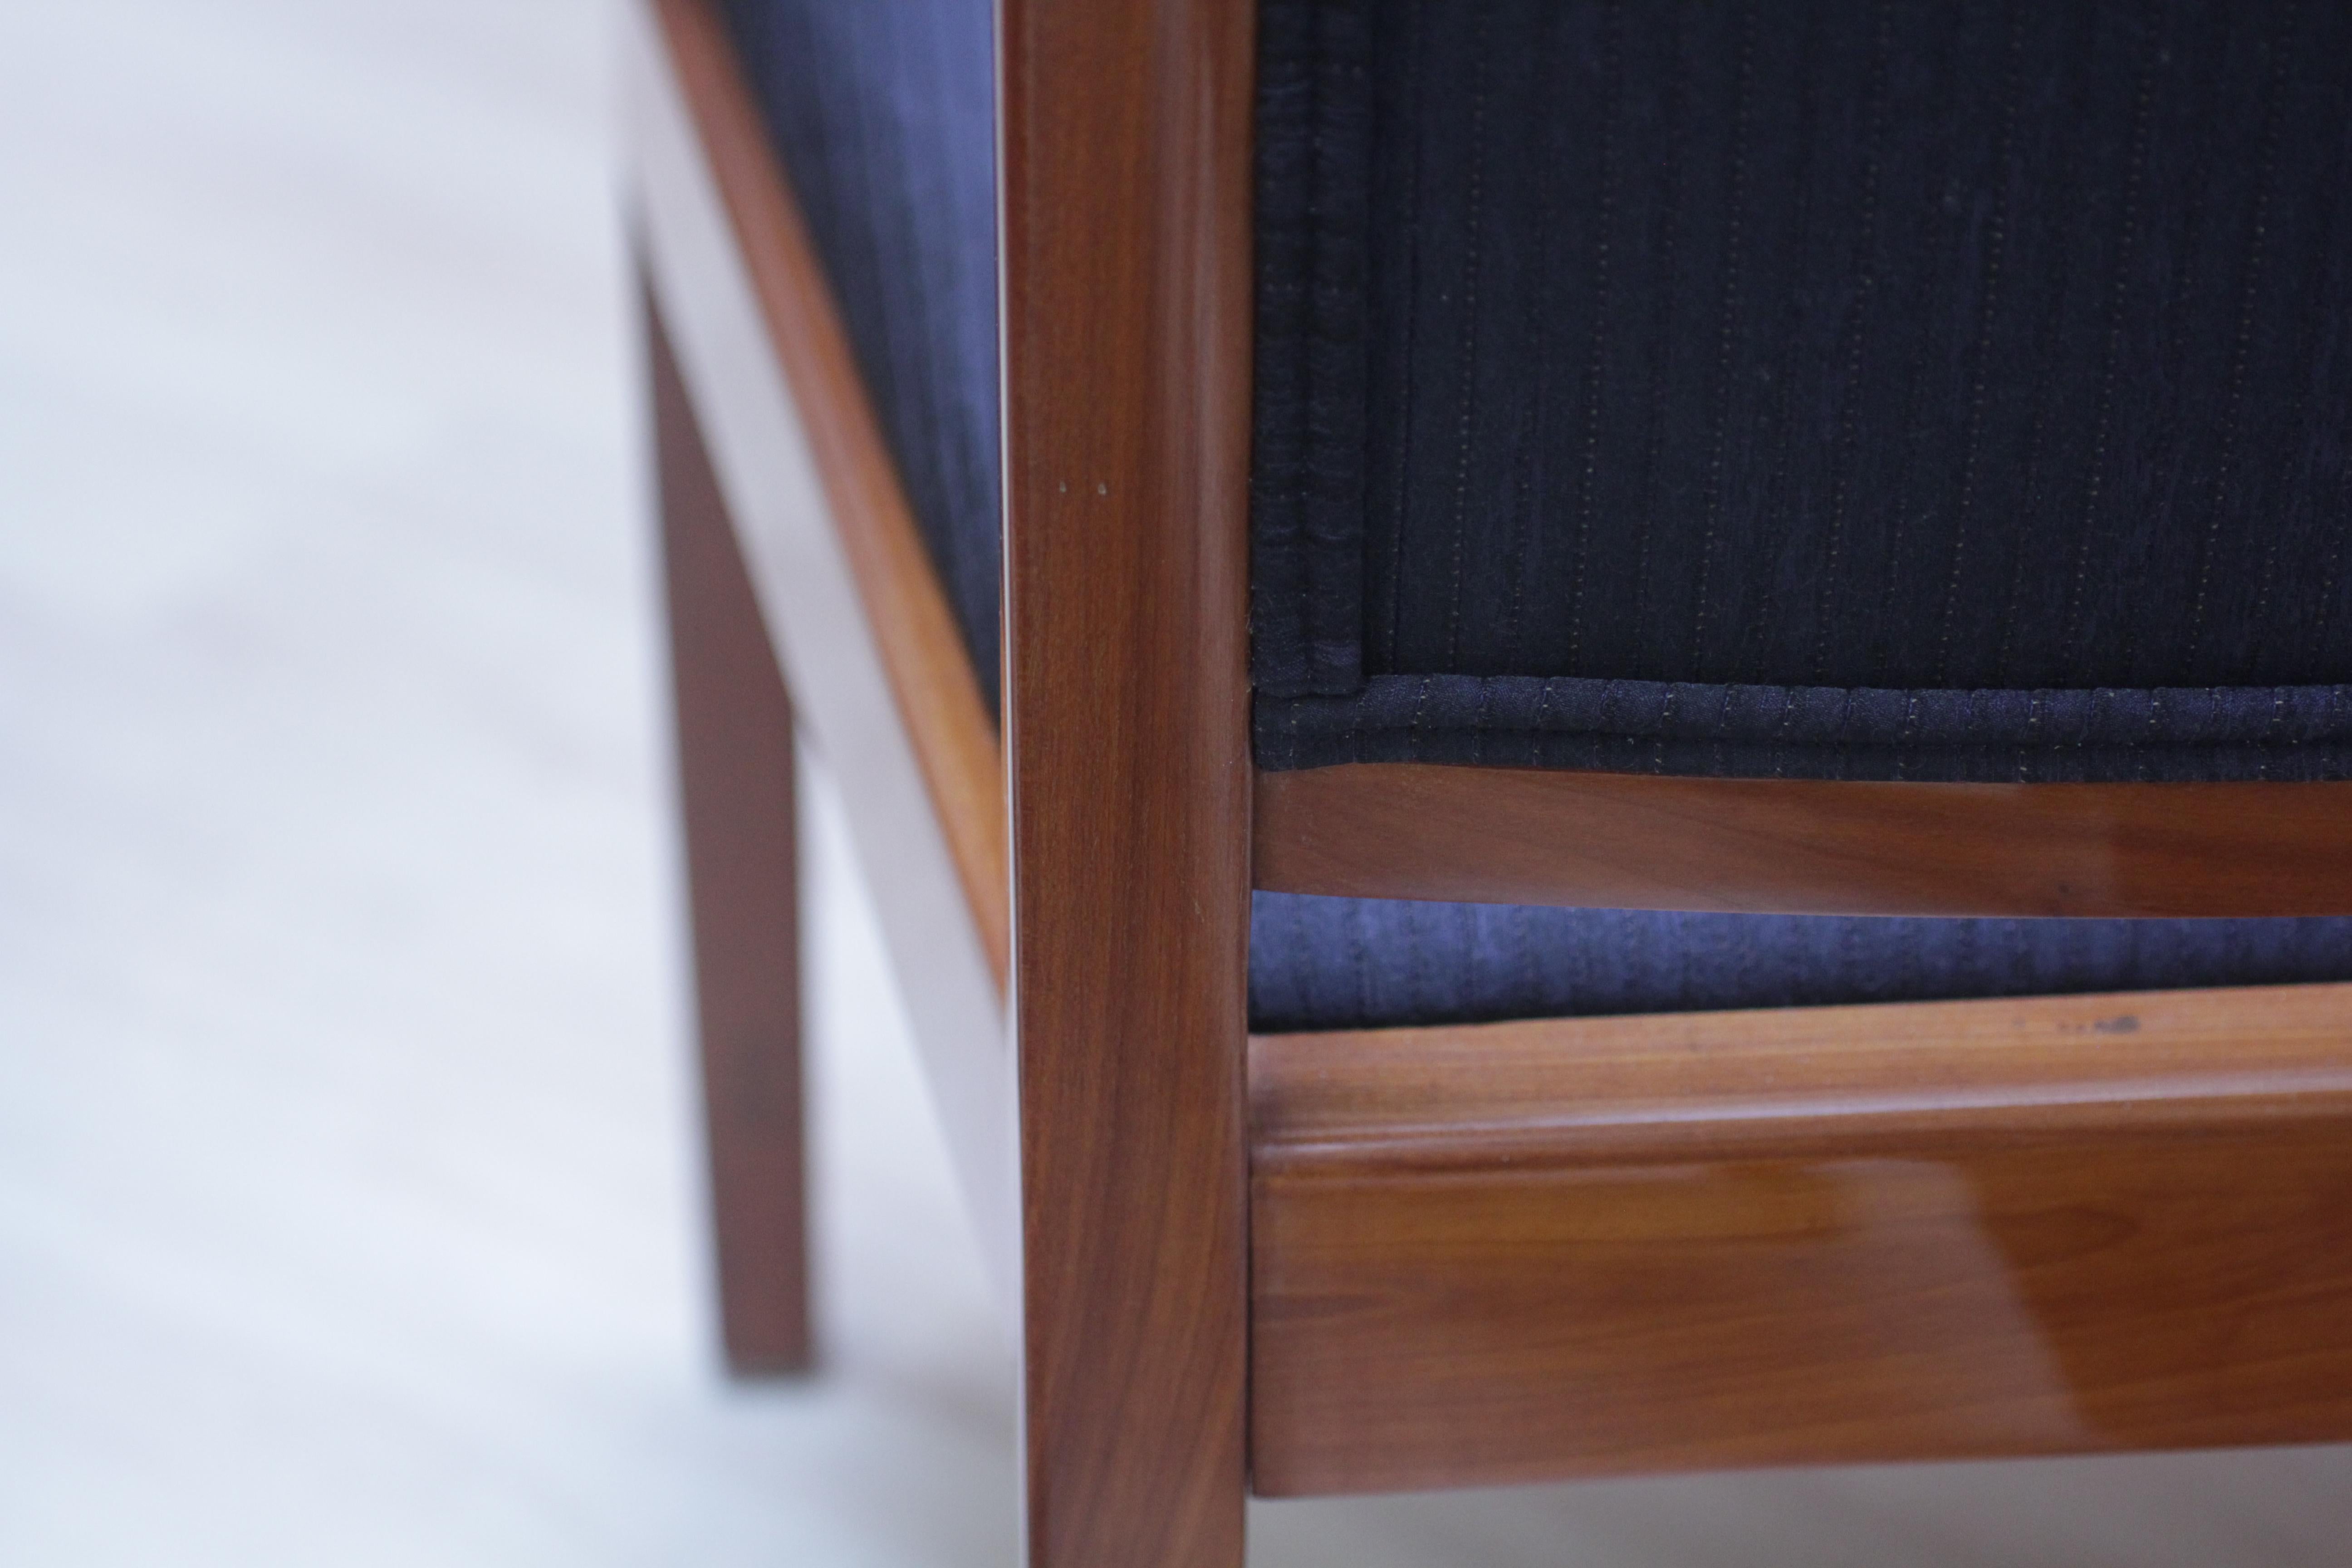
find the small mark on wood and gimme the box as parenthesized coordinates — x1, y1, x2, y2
(2094, 1015, 2141, 1034)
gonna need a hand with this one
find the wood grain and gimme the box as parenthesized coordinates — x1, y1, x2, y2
(1001, 0, 1257, 1563)
(650, 286, 809, 1375)
(629, 0, 1017, 1303)
(1256, 763, 2352, 917)
(1250, 983, 2352, 1496)
(647, 0, 1006, 987)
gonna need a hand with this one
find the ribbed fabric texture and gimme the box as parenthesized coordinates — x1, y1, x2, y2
(1257, 674, 2352, 780)
(722, 0, 1002, 714)
(1252, 0, 2352, 780)
(721, 0, 2352, 1034)
(1250, 891, 2352, 1032)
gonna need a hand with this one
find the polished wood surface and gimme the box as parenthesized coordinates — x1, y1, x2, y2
(1256, 762, 2352, 917)
(1250, 983, 2352, 1496)
(651, 289, 809, 1375)
(628, 0, 1017, 1304)
(644, 0, 1005, 986)
(1002, 0, 1257, 1562)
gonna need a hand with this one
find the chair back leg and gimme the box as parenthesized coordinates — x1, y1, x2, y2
(651, 280, 812, 1376)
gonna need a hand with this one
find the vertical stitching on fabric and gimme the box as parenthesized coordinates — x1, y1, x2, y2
(1809, 0, 1893, 686)
(2284, 84, 2352, 682)
(1734, 5, 1823, 684)
(1501, 0, 1577, 672)
(1562, 0, 1624, 674)
(2060, 5, 2161, 662)
(1631, 7, 1689, 675)
(877, 7, 956, 632)
(1867, 3, 1966, 687)
(1440, 0, 1494, 668)
(2117, 1, 2228, 686)
(1294, 3, 1327, 687)
(1252, 0, 1314, 696)
(2247, 113, 2333, 683)
(1932, 2, 2024, 685)
(1993, 7, 2093, 689)
(2185, 0, 2294, 678)
(2307, 424, 2352, 675)
(1378, 0, 1428, 671)
(1688, 0, 1758, 683)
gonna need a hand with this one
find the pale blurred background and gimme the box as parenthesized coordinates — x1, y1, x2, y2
(3, 3, 2349, 1563)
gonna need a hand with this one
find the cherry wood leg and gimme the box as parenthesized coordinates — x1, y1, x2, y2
(650, 279, 811, 1376)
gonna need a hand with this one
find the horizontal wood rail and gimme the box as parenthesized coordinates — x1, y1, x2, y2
(1250, 982, 2352, 1496)
(1255, 763, 2352, 917)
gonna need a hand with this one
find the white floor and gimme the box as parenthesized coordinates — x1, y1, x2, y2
(3, 2, 2349, 1563)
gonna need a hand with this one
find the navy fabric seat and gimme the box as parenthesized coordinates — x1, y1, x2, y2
(723, 0, 2352, 1034)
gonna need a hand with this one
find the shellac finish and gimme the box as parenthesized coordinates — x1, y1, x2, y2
(1257, 762, 2352, 917)
(1001, 0, 1258, 1562)
(1250, 983, 2352, 1495)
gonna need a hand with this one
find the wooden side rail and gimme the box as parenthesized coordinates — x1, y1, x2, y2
(627, 0, 1016, 1300)
(1256, 762, 2352, 917)
(1249, 982, 2352, 1496)
(641, 0, 1007, 984)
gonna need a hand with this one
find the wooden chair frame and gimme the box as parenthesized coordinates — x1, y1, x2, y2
(629, 1, 2352, 1560)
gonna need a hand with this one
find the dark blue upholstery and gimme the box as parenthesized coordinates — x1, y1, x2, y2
(721, 0, 2352, 1035)
(1255, 673, 2352, 781)
(1253, 0, 2352, 783)
(722, 0, 1003, 714)
(1251, 892, 2352, 1032)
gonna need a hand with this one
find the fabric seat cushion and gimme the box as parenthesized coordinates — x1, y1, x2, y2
(1249, 891, 2352, 1033)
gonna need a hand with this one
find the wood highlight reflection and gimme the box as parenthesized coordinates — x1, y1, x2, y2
(1250, 983, 2352, 1496)
(1001, 0, 1257, 1561)
(1255, 762, 2352, 917)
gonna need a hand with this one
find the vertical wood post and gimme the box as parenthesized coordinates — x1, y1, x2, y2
(1001, 1, 1259, 1562)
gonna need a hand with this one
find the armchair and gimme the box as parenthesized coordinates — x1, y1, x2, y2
(630, 0, 2352, 1561)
